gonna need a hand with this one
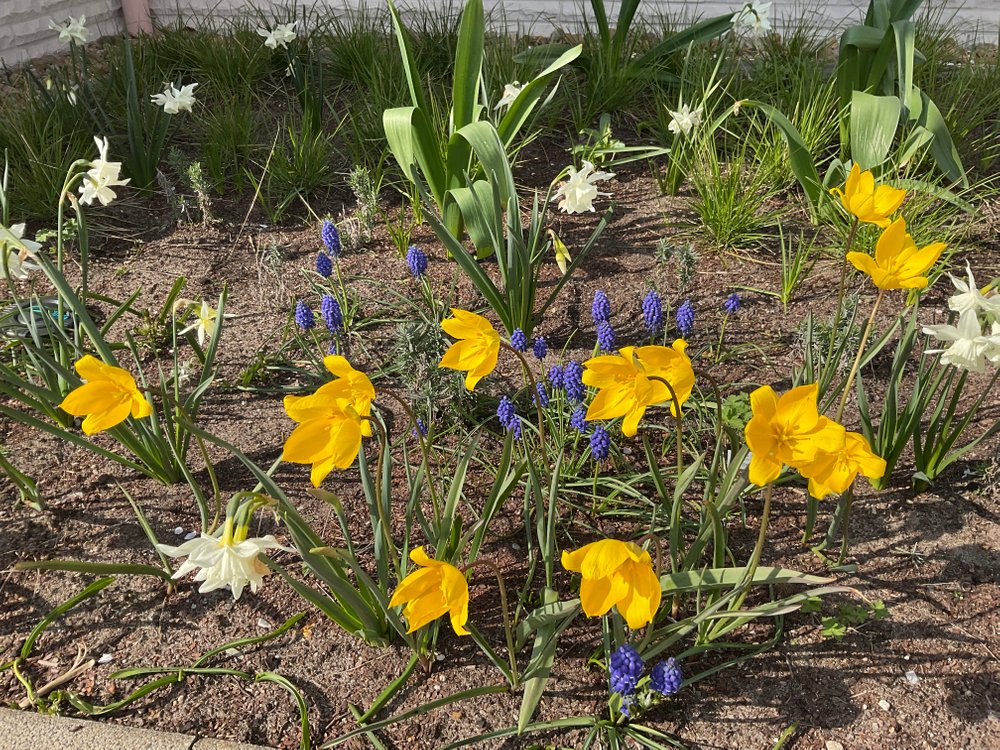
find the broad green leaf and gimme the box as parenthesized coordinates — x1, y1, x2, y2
(849, 91, 900, 170)
(385, 0, 427, 111)
(741, 100, 823, 209)
(383, 107, 447, 206)
(634, 12, 734, 70)
(497, 45, 582, 148)
(452, 0, 484, 133)
(915, 88, 968, 186)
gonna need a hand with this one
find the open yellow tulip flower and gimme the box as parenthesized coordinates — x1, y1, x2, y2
(798, 431, 887, 499)
(59, 355, 153, 435)
(282, 390, 364, 486)
(561, 539, 661, 629)
(438, 308, 500, 391)
(744, 383, 846, 487)
(829, 163, 906, 227)
(313, 355, 376, 436)
(389, 547, 470, 636)
(583, 342, 695, 437)
(846, 216, 946, 290)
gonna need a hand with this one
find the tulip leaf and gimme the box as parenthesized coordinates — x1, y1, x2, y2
(517, 587, 576, 732)
(385, 0, 427, 111)
(451, 0, 484, 134)
(497, 44, 581, 148)
(383, 106, 447, 207)
(913, 88, 968, 186)
(740, 100, 823, 211)
(849, 91, 900, 170)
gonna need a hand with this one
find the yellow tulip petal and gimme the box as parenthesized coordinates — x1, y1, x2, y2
(579, 574, 627, 617)
(60, 381, 125, 417)
(81, 399, 133, 435)
(616, 559, 661, 629)
(579, 539, 634, 580)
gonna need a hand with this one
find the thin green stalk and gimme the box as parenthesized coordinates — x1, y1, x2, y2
(501, 342, 546, 449)
(647, 375, 685, 479)
(377, 387, 441, 526)
(464, 559, 519, 688)
(836, 288, 885, 422)
(826, 217, 859, 371)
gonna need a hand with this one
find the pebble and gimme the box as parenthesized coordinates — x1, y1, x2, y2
(879, 699, 892, 711)
(435, 653, 445, 662)
(173, 527, 184, 536)
(257, 618, 272, 630)
(97, 653, 113, 664)
(184, 531, 198, 540)
(905, 670, 920, 684)
(826, 742, 844, 750)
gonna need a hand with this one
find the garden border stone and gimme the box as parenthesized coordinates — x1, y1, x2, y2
(0, 708, 275, 749)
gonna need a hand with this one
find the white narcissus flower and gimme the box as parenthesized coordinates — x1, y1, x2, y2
(494, 82, 524, 110)
(947, 261, 1000, 318)
(156, 520, 291, 600)
(257, 22, 297, 49)
(988, 322, 1000, 365)
(0, 223, 42, 280)
(667, 102, 703, 137)
(179, 300, 231, 347)
(49, 16, 88, 45)
(555, 161, 615, 214)
(151, 83, 199, 115)
(732, 2, 772, 37)
(79, 136, 130, 207)
(923, 309, 1000, 373)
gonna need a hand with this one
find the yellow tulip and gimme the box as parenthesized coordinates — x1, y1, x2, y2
(798, 431, 886, 499)
(282, 390, 364, 486)
(438, 308, 500, 391)
(583, 342, 695, 437)
(744, 383, 846, 487)
(829, 163, 906, 227)
(311, 355, 376, 436)
(846, 216, 946, 290)
(389, 547, 470, 636)
(561, 539, 661, 629)
(59, 355, 153, 435)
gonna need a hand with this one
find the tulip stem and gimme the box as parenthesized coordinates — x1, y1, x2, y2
(741, 482, 773, 601)
(501, 343, 546, 450)
(364, 416, 401, 578)
(463, 559, 519, 688)
(836, 288, 884, 423)
(827, 217, 859, 375)
(377, 387, 442, 527)
(647, 376, 685, 479)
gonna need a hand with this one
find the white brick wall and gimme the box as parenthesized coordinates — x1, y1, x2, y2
(3, 1, 999, 68)
(1, 0, 124, 68)
(146, 0, 1000, 35)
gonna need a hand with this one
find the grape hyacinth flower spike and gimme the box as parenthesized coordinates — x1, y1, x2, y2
(676, 299, 695, 337)
(295, 301, 315, 330)
(510, 328, 528, 352)
(592, 290, 611, 325)
(316, 251, 333, 278)
(642, 289, 663, 334)
(532, 336, 547, 360)
(321, 220, 341, 258)
(406, 245, 427, 277)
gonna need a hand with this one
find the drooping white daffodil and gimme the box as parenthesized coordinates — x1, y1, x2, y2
(947, 261, 1000, 318)
(988, 322, 1000, 365)
(494, 82, 524, 110)
(554, 161, 615, 214)
(257, 22, 298, 49)
(156, 519, 291, 600)
(151, 83, 199, 115)
(732, 1, 772, 37)
(48, 16, 88, 45)
(178, 300, 231, 347)
(0, 223, 42, 280)
(923, 309, 1000, 373)
(667, 102, 704, 137)
(78, 136, 130, 207)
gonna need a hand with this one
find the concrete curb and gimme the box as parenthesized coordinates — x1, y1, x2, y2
(0, 708, 275, 749)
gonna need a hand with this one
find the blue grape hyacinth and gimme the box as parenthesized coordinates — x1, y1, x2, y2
(316, 251, 333, 278)
(596, 321, 616, 352)
(590, 425, 611, 460)
(510, 328, 528, 352)
(321, 220, 341, 257)
(497, 396, 520, 438)
(294, 301, 315, 330)
(592, 290, 611, 325)
(563, 360, 585, 403)
(406, 245, 427, 277)
(548, 364, 564, 390)
(534, 382, 549, 407)
(532, 336, 547, 360)
(642, 289, 663, 334)
(724, 292, 741, 315)
(650, 658, 683, 696)
(609, 644, 644, 697)
(570, 404, 588, 432)
(676, 299, 695, 337)
(320, 294, 342, 332)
